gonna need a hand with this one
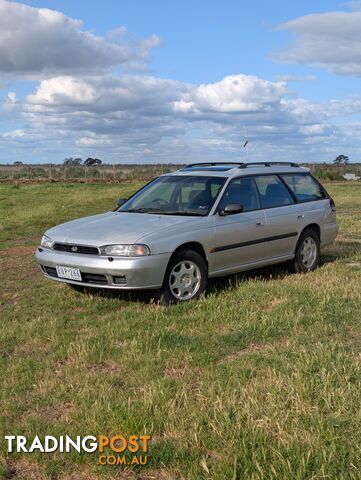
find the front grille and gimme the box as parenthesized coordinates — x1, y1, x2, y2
(53, 243, 99, 255)
(43, 266, 108, 285)
(82, 273, 108, 285)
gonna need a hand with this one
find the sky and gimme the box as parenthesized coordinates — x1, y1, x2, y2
(1, 0, 361, 164)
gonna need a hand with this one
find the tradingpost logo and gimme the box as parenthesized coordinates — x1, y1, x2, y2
(4, 434, 151, 466)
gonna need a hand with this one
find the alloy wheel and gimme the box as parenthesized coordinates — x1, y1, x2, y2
(169, 260, 201, 300)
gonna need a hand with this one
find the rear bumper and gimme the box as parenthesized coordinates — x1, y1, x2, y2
(35, 247, 171, 290)
(321, 222, 339, 247)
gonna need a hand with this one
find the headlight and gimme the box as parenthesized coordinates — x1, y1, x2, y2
(41, 235, 53, 249)
(100, 244, 150, 257)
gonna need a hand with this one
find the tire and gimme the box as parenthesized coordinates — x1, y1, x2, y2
(155, 249, 208, 305)
(289, 227, 320, 273)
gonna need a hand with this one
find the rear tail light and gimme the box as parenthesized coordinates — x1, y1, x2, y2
(329, 197, 336, 212)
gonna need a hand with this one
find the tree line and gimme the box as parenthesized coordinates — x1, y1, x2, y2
(11, 154, 352, 166)
(63, 157, 102, 166)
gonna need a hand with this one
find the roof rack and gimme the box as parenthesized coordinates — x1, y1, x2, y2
(182, 161, 299, 169)
(238, 161, 299, 168)
(183, 162, 246, 168)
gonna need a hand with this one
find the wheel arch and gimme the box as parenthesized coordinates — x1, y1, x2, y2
(171, 241, 209, 267)
(301, 223, 320, 239)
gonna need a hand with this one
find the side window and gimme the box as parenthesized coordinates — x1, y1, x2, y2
(219, 177, 260, 212)
(281, 174, 326, 202)
(254, 175, 294, 209)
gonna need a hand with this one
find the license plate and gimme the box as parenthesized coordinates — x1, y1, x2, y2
(56, 265, 82, 281)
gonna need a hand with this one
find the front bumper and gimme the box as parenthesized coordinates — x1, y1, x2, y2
(35, 247, 171, 290)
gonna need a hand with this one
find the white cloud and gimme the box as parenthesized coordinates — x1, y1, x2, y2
(275, 12, 361, 76)
(174, 74, 288, 113)
(14, 72, 360, 163)
(27, 77, 98, 106)
(1, 2, 361, 163)
(0, 0, 160, 75)
(76, 133, 112, 147)
(26, 75, 187, 113)
(3, 128, 25, 138)
(3, 91, 17, 111)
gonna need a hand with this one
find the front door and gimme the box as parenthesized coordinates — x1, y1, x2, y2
(213, 176, 267, 273)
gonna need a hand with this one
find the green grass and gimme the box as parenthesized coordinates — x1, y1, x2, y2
(0, 182, 360, 479)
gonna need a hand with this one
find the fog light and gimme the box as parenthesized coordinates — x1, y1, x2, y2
(113, 276, 127, 285)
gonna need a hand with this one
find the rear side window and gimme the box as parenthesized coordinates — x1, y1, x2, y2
(254, 175, 294, 208)
(281, 174, 326, 202)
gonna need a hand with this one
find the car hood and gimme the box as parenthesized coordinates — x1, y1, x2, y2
(45, 211, 199, 246)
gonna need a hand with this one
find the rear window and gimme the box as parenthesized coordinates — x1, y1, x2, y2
(281, 174, 326, 202)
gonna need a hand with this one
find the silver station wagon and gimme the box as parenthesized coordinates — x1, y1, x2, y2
(36, 162, 338, 304)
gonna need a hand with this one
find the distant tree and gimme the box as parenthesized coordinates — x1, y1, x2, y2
(334, 154, 349, 165)
(84, 157, 102, 166)
(13, 161, 23, 166)
(63, 157, 82, 166)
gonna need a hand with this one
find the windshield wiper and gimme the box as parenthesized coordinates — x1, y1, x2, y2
(159, 211, 206, 217)
(121, 207, 165, 213)
(121, 207, 206, 216)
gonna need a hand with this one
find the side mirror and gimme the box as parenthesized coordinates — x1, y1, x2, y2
(219, 203, 244, 216)
(117, 198, 127, 207)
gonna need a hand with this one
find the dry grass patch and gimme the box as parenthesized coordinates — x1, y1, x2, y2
(25, 402, 74, 422)
(219, 343, 270, 363)
(262, 296, 287, 312)
(337, 236, 361, 244)
(139, 469, 183, 480)
(163, 366, 202, 379)
(3, 459, 46, 480)
(0, 246, 37, 257)
(218, 338, 289, 364)
(87, 360, 121, 375)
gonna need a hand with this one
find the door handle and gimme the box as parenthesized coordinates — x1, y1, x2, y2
(256, 221, 264, 226)
(297, 214, 305, 219)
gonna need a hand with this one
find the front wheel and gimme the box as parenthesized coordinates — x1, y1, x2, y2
(155, 249, 208, 305)
(289, 228, 320, 273)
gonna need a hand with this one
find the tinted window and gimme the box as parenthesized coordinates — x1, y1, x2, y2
(219, 177, 260, 212)
(281, 174, 326, 202)
(254, 175, 294, 208)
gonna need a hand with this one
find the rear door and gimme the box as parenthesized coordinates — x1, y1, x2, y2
(213, 176, 267, 273)
(253, 175, 298, 259)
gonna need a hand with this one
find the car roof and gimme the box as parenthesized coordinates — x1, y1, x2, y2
(168, 162, 309, 179)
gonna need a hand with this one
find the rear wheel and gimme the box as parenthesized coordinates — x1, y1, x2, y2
(155, 249, 208, 305)
(290, 228, 320, 273)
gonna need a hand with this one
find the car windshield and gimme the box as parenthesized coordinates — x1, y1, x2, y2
(119, 175, 226, 216)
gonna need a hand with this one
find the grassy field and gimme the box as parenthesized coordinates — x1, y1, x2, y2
(0, 181, 360, 479)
